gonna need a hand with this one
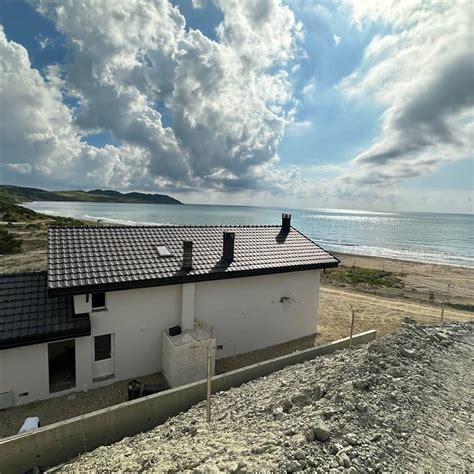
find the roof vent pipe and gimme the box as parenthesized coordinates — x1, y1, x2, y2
(282, 213, 291, 233)
(223, 232, 235, 263)
(182, 241, 193, 270)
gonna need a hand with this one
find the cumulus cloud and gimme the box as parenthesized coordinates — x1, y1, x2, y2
(0, 25, 152, 189)
(340, 0, 474, 186)
(12, 0, 301, 193)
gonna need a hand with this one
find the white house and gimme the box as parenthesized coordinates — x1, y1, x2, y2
(0, 214, 339, 407)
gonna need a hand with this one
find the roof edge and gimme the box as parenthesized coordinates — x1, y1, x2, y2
(0, 325, 91, 351)
(48, 261, 339, 296)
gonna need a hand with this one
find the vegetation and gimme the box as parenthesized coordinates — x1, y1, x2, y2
(0, 184, 182, 205)
(322, 265, 405, 289)
(0, 195, 84, 225)
(446, 302, 474, 313)
(0, 227, 22, 254)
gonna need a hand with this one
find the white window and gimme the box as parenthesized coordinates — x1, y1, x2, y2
(156, 244, 172, 257)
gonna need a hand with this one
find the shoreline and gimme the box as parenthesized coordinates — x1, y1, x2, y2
(38, 212, 474, 270)
(20, 203, 473, 269)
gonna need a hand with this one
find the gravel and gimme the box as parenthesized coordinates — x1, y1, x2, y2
(63, 321, 473, 472)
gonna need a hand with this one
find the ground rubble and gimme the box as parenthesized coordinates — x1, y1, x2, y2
(63, 321, 473, 472)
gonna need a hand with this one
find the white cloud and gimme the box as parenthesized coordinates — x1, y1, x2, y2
(339, 0, 474, 186)
(286, 119, 312, 136)
(22, 0, 302, 193)
(35, 33, 54, 50)
(301, 78, 316, 98)
(0, 26, 149, 189)
(333, 34, 341, 46)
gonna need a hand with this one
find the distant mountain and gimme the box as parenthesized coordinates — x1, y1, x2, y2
(0, 185, 182, 205)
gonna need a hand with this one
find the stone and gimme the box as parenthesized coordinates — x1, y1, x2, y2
(330, 443, 344, 454)
(314, 421, 331, 442)
(344, 433, 359, 446)
(336, 452, 352, 468)
(305, 428, 316, 442)
(356, 402, 368, 413)
(401, 348, 416, 358)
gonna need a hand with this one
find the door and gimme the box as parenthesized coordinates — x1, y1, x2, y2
(93, 334, 114, 381)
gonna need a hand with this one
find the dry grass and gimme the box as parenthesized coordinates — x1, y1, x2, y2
(317, 287, 472, 341)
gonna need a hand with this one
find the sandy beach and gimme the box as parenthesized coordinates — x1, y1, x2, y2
(332, 252, 474, 310)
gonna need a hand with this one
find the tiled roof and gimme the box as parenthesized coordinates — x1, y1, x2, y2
(48, 225, 339, 294)
(0, 272, 90, 349)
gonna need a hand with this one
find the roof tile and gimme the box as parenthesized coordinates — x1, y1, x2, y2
(47, 225, 339, 294)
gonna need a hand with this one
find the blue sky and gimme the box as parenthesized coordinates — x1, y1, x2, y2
(0, 0, 472, 213)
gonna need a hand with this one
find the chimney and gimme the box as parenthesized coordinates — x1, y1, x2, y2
(282, 213, 291, 233)
(182, 240, 193, 270)
(223, 232, 235, 263)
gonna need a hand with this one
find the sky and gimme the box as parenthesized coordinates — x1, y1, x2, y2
(0, 0, 472, 213)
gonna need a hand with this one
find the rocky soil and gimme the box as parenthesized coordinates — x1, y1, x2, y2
(63, 321, 473, 472)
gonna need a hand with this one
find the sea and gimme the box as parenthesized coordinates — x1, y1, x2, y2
(23, 201, 474, 268)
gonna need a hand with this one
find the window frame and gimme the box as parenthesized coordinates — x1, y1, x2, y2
(94, 334, 112, 362)
(91, 292, 107, 312)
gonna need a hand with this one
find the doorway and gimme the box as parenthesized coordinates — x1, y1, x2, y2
(48, 339, 76, 393)
(93, 333, 115, 381)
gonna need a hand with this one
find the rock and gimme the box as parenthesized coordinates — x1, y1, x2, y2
(389, 367, 405, 378)
(370, 433, 383, 442)
(313, 384, 326, 401)
(353, 378, 371, 390)
(305, 428, 316, 442)
(344, 433, 359, 445)
(401, 348, 416, 358)
(356, 402, 368, 413)
(336, 452, 352, 468)
(313, 420, 331, 442)
(330, 443, 344, 454)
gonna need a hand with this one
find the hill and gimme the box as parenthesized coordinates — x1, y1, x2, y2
(0, 185, 182, 205)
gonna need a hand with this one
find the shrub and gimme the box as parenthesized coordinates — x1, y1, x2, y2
(0, 227, 22, 254)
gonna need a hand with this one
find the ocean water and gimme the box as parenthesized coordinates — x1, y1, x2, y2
(24, 201, 474, 267)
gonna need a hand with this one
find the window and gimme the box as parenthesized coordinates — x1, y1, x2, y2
(156, 244, 172, 257)
(91, 292, 106, 310)
(94, 334, 112, 361)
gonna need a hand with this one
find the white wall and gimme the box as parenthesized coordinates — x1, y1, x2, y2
(0, 338, 87, 406)
(194, 270, 321, 358)
(1, 269, 320, 405)
(74, 284, 182, 385)
(0, 343, 49, 406)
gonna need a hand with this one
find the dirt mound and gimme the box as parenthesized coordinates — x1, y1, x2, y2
(63, 321, 473, 472)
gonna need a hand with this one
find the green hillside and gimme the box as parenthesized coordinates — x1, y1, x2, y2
(0, 185, 182, 205)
